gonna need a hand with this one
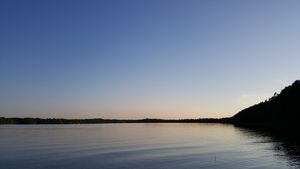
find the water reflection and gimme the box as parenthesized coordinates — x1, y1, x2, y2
(235, 126, 300, 168)
(0, 124, 299, 169)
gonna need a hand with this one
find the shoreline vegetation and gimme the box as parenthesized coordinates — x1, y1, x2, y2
(1, 80, 299, 129)
(233, 80, 300, 130)
(0, 117, 232, 125)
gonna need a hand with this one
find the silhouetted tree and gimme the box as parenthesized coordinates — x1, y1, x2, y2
(233, 80, 300, 130)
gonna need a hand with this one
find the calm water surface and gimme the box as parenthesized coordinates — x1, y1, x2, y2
(0, 123, 299, 169)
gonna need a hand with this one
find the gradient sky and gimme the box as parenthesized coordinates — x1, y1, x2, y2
(1, 0, 300, 119)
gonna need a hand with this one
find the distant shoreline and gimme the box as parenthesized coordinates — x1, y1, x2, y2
(0, 117, 232, 125)
(2, 80, 299, 127)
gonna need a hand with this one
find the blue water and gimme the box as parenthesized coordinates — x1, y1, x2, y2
(0, 123, 299, 169)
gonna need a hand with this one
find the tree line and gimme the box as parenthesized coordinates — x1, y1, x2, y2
(0, 117, 232, 125)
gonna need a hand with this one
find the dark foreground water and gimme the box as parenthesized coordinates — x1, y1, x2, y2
(0, 123, 299, 169)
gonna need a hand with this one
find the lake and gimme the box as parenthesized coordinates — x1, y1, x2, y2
(0, 123, 299, 169)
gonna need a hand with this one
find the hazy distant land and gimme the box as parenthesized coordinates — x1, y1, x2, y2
(0, 117, 231, 124)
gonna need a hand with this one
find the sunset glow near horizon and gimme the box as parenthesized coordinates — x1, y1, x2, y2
(1, 0, 300, 119)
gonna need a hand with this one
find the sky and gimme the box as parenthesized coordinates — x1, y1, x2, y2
(1, 0, 300, 119)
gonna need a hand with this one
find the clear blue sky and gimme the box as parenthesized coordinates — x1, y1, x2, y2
(1, 0, 300, 119)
